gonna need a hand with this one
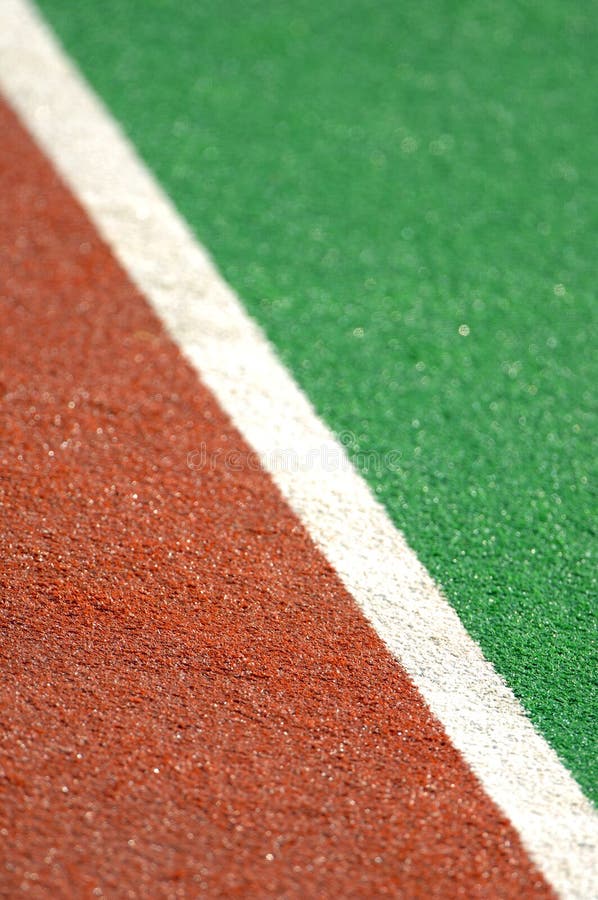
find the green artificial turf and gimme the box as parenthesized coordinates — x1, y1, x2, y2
(36, 0, 597, 801)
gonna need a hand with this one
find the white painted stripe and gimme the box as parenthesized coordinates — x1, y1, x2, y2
(1, 1, 596, 896)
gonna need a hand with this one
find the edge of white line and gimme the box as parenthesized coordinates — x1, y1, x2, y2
(1, 2, 596, 897)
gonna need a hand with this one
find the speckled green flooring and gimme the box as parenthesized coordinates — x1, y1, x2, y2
(35, 0, 597, 801)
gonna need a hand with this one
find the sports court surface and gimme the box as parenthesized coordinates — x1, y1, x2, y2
(0, 1, 596, 896)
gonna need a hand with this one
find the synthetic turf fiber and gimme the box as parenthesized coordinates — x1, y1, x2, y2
(0, 96, 552, 897)
(34, 0, 598, 801)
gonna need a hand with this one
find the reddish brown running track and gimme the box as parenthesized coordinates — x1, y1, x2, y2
(0, 98, 552, 898)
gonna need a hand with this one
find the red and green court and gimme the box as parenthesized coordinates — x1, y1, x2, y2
(29, 0, 596, 798)
(0, 0, 596, 896)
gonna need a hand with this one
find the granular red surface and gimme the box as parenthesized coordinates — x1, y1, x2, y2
(0, 98, 552, 897)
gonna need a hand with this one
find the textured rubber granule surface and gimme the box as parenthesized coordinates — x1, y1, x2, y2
(33, 0, 598, 802)
(0, 100, 552, 897)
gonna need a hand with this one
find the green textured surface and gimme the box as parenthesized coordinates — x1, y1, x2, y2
(35, 0, 597, 800)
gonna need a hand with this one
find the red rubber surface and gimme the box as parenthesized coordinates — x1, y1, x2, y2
(0, 98, 552, 898)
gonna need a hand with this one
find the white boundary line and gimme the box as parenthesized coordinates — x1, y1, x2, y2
(1, 1, 596, 896)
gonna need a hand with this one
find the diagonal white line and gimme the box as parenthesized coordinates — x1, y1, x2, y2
(1, 1, 596, 896)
